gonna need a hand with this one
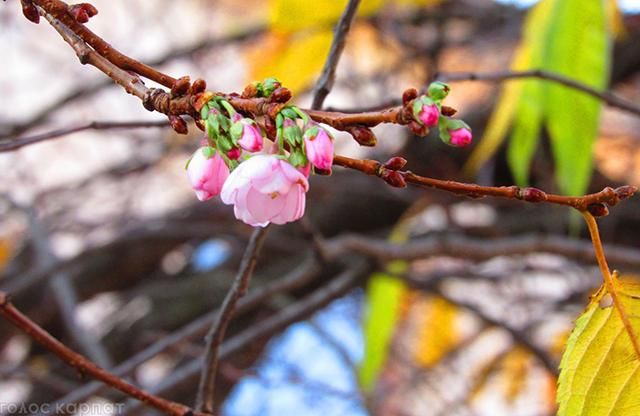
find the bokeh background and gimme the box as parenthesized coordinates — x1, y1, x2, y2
(1, 1, 640, 415)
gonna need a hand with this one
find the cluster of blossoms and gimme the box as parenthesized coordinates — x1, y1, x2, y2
(186, 83, 334, 227)
(412, 81, 472, 147)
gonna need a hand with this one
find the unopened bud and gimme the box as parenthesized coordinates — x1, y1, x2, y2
(22, 2, 40, 24)
(191, 79, 207, 95)
(402, 88, 418, 106)
(345, 125, 377, 147)
(270, 87, 292, 103)
(69, 3, 98, 23)
(615, 185, 637, 200)
(521, 187, 547, 203)
(171, 76, 191, 97)
(587, 203, 609, 217)
(169, 115, 188, 135)
(382, 170, 407, 188)
(384, 157, 407, 171)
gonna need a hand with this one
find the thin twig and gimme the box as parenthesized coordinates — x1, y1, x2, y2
(311, 0, 362, 110)
(437, 69, 640, 117)
(194, 226, 270, 414)
(37, 256, 320, 415)
(333, 154, 637, 212)
(0, 120, 170, 152)
(25, 205, 113, 368)
(124, 260, 368, 415)
(0, 291, 205, 416)
(582, 212, 640, 359)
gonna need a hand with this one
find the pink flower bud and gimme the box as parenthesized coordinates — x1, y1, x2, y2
(298, 164, 311, 178)
(220, 155, 308, 227)
(238, 121, 264, 152)
(227, 147, 242, 160)
(418, 103, 439, 127)
(449, 127, 473, 147)
(304, 125, 334, 172)
(186, 147, 230, 201)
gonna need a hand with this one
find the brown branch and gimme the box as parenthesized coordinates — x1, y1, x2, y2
(194, 226, 270, 414)
(333, 155, 637, 212)
(124, 260, 368, 414)
(34, 0, 176, 88)
(311, 0, 361, 110)
(0, 291, 205, 416)
(0, 120, 170, 152)
(39, 256, 320, 414)
(438, 69, 640, 117)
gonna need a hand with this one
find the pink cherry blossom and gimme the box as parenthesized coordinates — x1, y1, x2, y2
(449, 127, 473, 147)
(238, 121, 263, 152)
(304, 125, 334, 172)
(186, 147, 230, 201)
(418, 103, 439, 127)
(220, 154, 308, 227)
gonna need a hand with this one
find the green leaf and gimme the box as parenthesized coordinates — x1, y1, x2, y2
(558, 275, 640, 415)
(544, 0, 609, 196)
(359, 263, 407, 391)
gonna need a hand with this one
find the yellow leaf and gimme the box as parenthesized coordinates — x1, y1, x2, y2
(247, 29, 334, 94)
(268, 0, 383, 33)
(413, 296, 461, 367)
(0, 239, 12, 276)
(500, 347, 531, 403)
(557, 274, 640, 416)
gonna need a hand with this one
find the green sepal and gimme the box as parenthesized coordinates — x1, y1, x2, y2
(291, 106, 310, 125)
(217, 135, 233, 152)
(275, 113, 284, 129)
(283, 123, 303, 146)
(260, 77, 280, 97)
(206, 116, 219, 140)
(218, 99, 237, 118)
(288, 148, 308, 168)
(427, 81, 450, 101)
(230, 121, 244, 142)
(200, 104, 210, 120)
(202, 146, 216, 159)
(280, 108, 298, 120)
(304, 125, 320, 140)
(438, 117, 452, 145)
(446, 118, 471, 132)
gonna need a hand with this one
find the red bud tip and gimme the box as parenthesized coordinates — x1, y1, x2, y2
(171, 76, 191, 97)
(402, 88, 418, 106)
(384, 157, 407, 171)
(21, 2, 40, 24)
(190, 79, 207, 95)
(521, 187, 547, 203)
(169, 115, 188, 135)
(615, 185, 637, 200)
(270, 87, 292, 103)
(69, 3, 98, 23)
(441, 106, 457, 117)
(345, 125, 377, 147)
(587, 203, 609, 217)
(382, 170, 407, 188)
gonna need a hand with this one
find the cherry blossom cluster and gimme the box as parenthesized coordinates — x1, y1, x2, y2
(186, 85, 334, 227)
(411, 81, 472, 147)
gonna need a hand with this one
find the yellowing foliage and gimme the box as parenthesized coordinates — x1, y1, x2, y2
(557, 275, 640, 416)
(413, 296, 460, 367)
(249, 0, 441, 94)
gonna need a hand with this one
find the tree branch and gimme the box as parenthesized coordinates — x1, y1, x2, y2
(438, 69, 640, 117)
(333, 155, 637, 212)
(0, 291, 205, 416)
(194, 226, 270, 414)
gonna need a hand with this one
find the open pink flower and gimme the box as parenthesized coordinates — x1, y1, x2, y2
(303, 125, 334, 172)
(449, 127, 472, 147)
(418, 103, 439, 127)
(220, 154, 308, 227)
(186, 147, 230, 201)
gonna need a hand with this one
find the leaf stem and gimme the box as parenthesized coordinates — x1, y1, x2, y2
(582, 211, 640, 360)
